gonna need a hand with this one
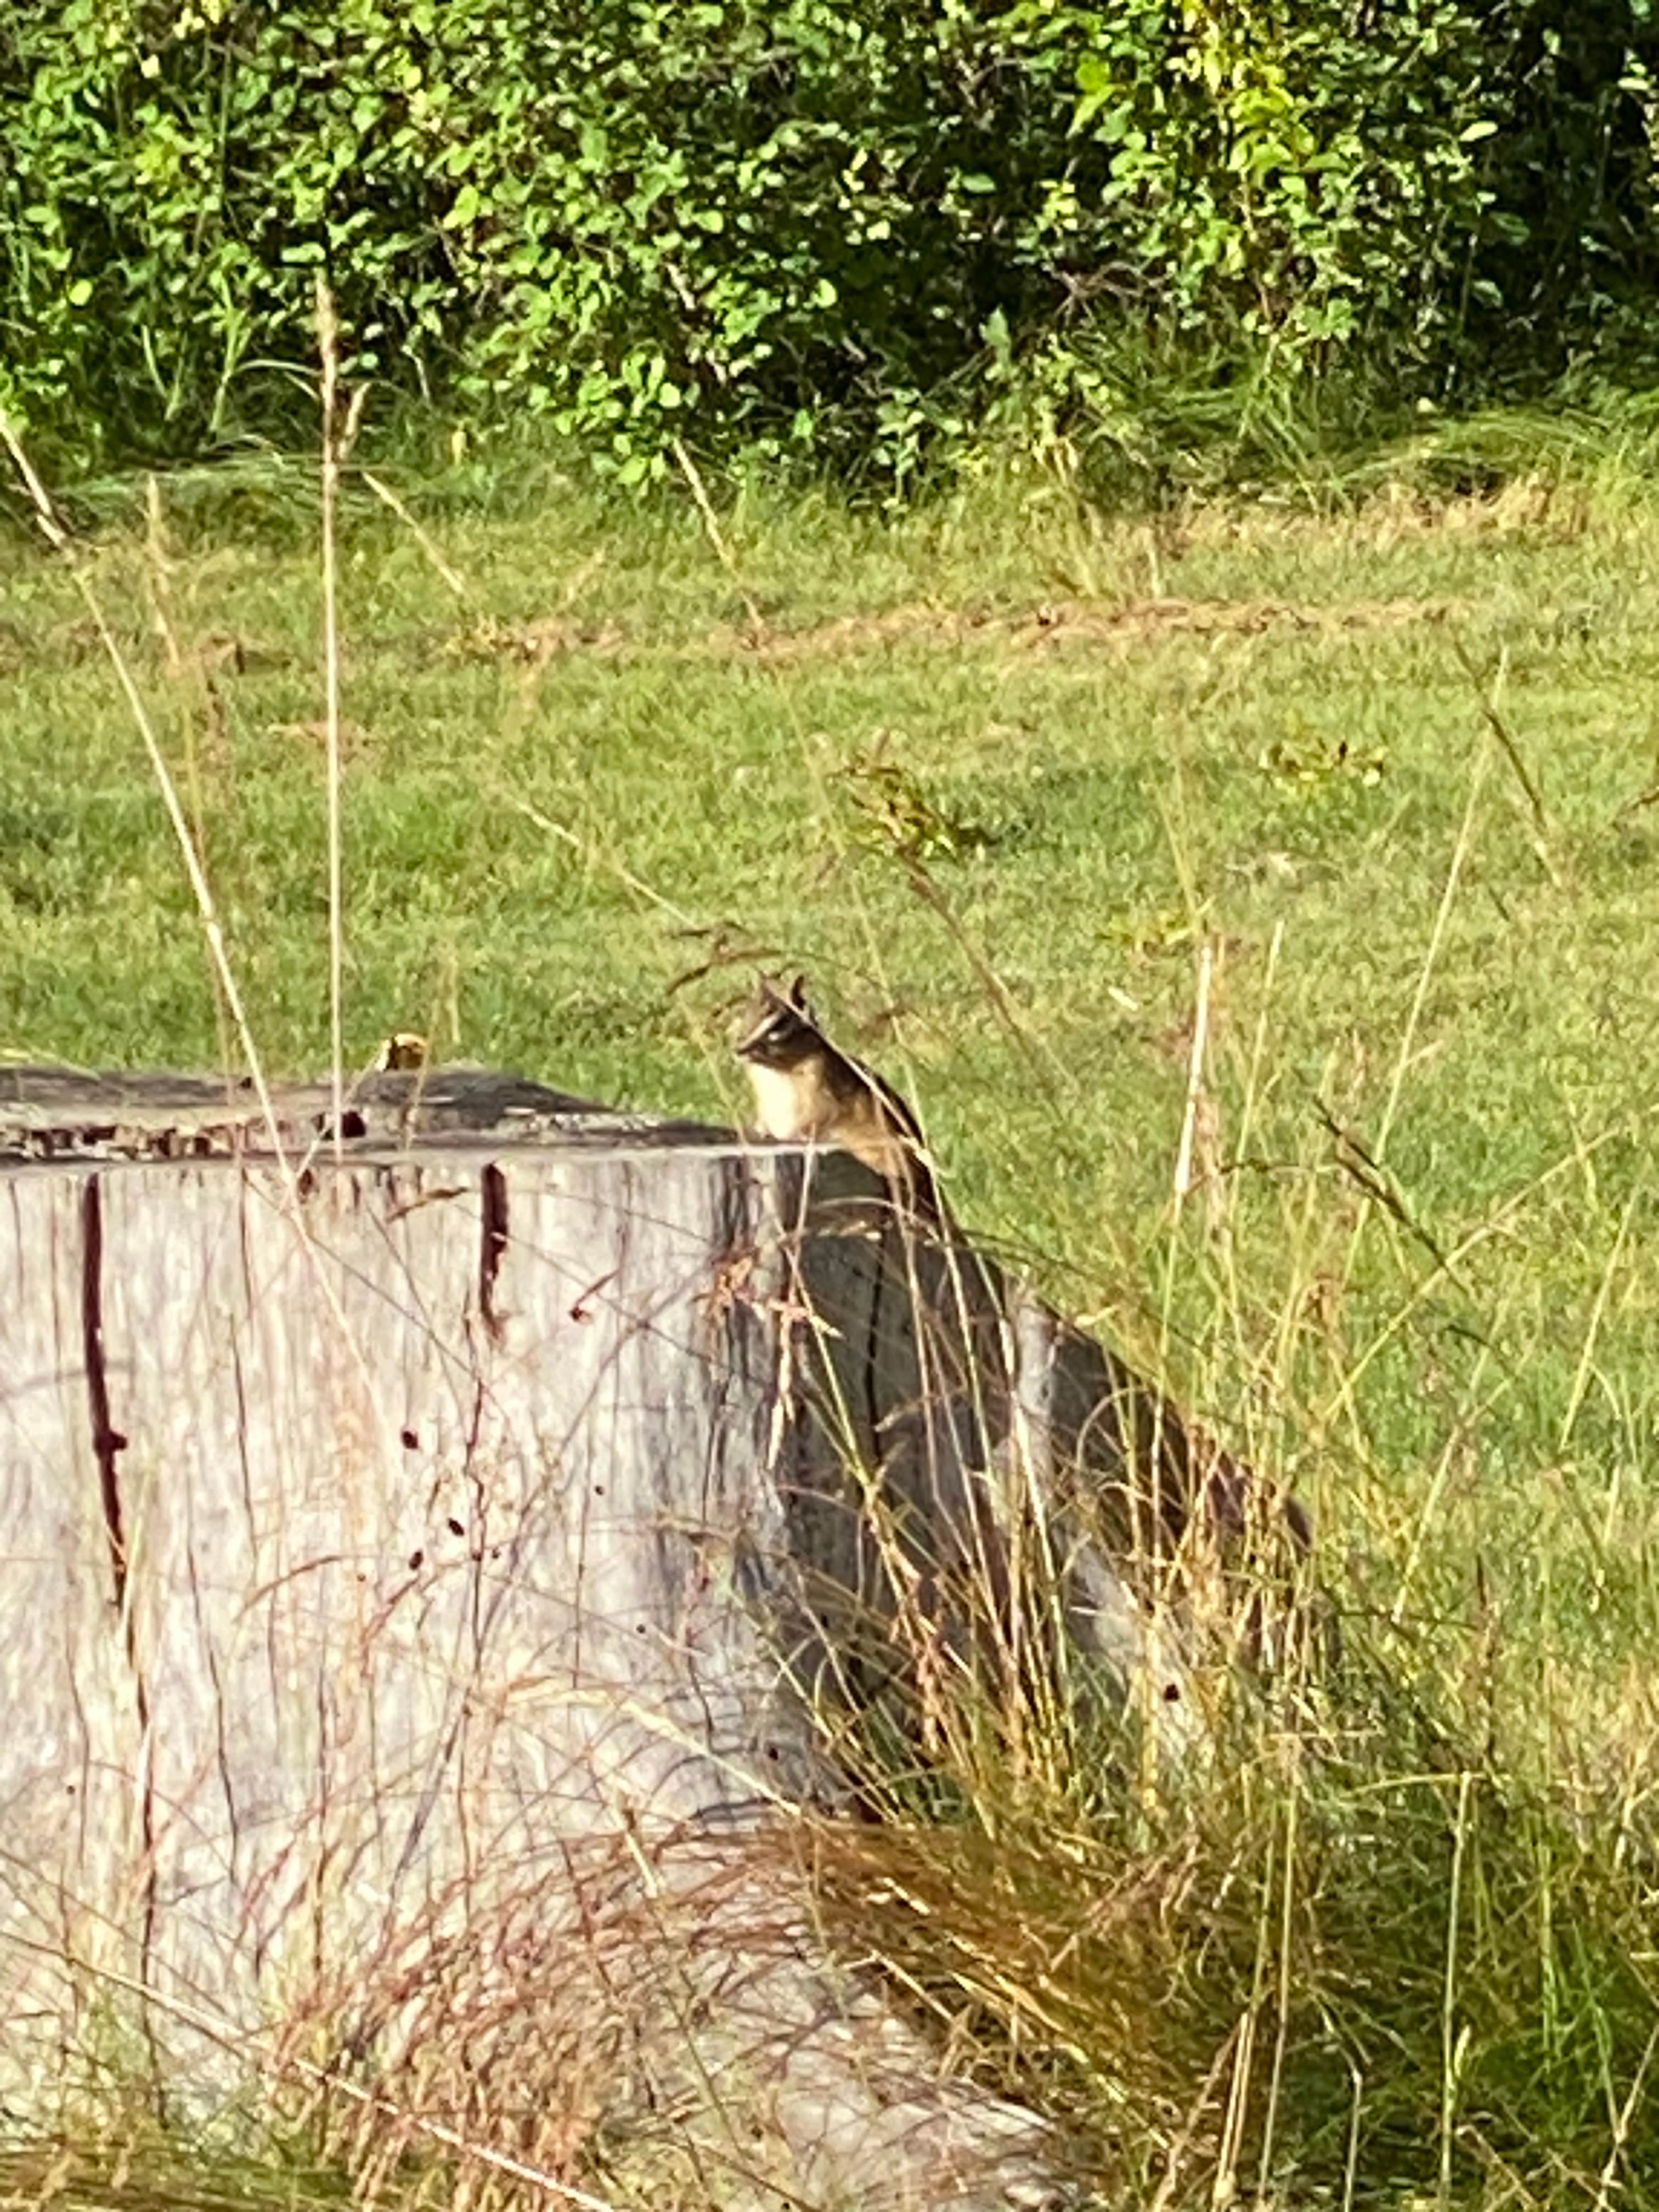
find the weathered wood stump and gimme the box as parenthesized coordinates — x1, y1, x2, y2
(0, 1065, 1206, 2208)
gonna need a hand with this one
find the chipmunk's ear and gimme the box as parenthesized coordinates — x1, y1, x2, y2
(788, 973, 810, 1012)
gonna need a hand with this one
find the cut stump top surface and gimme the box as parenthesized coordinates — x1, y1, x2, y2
(0, 1062, 737, 1164)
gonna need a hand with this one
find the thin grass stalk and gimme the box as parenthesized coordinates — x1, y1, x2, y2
(1213, 2002, 1259, 2212)
(1438, 1768, 1475, 2210)
(1215, 1813, 1278, 2211)
(140, 471, 233, 1073)
(1173, 943, 1216, 1212)
(1139, 938, 1215, 1798)
(1149, 2024, 1242, 2212)
(1451, 635, 1551, 840)
(315, 278, 347, 1164)
(1340, 2059, 1364, 2212)
(670, 437, 743, 591)
(1317, 726, 1496, 1450)
(1559, 1178, 1640, 1454)
(1592, 2021, 1659, 2212)
(1220, 917, 1283, 1385)
(1374, 731, 1489, 1169)
(1254, 1726, 1301, 2207)
(360, 468, 471, 598)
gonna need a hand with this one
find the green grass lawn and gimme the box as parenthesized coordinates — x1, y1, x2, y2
(8, 454, 1659, 2204)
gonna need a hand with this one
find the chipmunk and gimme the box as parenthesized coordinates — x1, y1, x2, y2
(374, 1030, 431, 1073)
(735, 975, 943, 1226)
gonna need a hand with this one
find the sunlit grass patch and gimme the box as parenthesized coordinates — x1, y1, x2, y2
(7, 442, 1659, 2204)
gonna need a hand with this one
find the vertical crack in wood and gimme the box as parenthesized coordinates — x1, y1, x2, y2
(78, 1173, 163, 2109)
(478, 1161, 509, 1342)
(80, 1176, 130, 1611)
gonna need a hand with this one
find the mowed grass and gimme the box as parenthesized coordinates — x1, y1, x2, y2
(8, 454, 1659, 2203)
(6, 467, 1659, 1503)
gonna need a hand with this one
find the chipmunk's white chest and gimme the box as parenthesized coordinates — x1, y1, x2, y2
(744, 1059, 832, 1142)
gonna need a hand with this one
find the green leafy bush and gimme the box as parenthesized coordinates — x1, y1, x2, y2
(2, 0, 1656, 480)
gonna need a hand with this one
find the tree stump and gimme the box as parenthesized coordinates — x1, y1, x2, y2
(0, 1065, 1199, 2208)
